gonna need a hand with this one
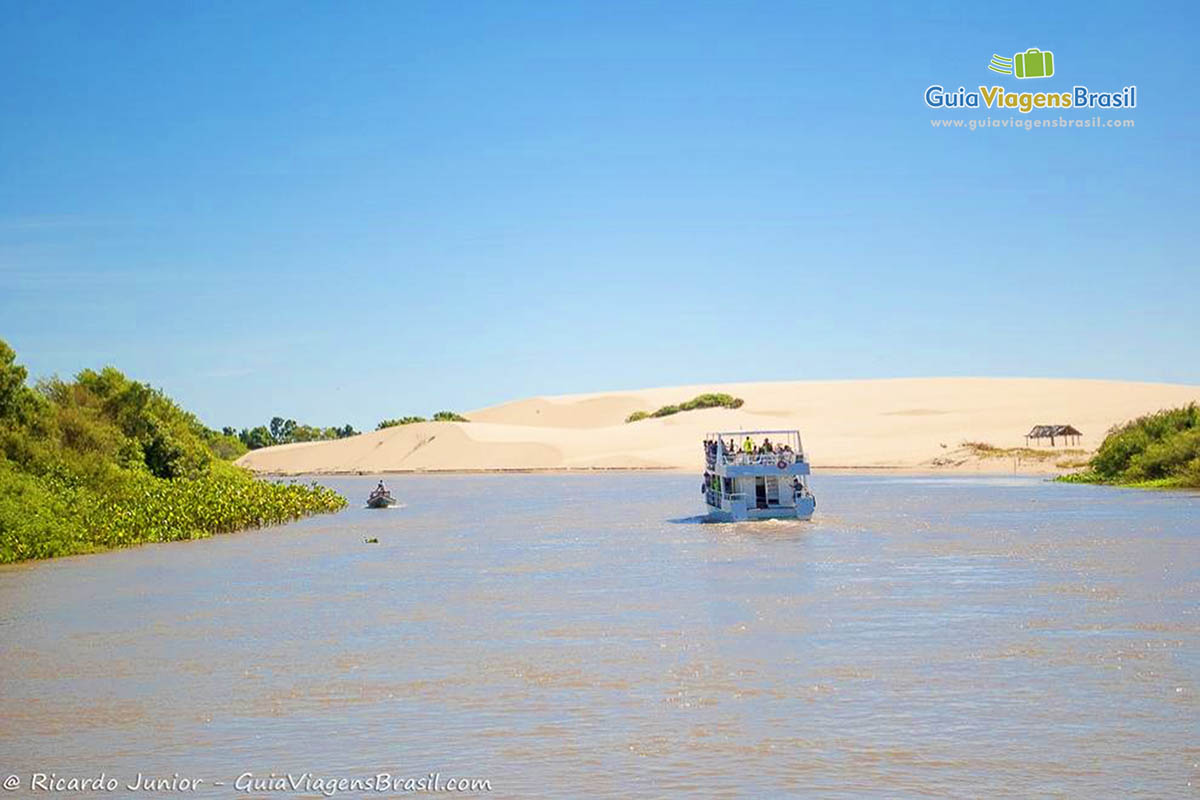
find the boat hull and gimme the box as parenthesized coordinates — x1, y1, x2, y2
(366, 495, 396, 509)
(705, 495, 815, 522)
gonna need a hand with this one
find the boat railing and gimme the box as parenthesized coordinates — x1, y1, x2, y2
(705, 489, 748, 506)
(704, 449, 804, 470)
(720, 451, 801, 467)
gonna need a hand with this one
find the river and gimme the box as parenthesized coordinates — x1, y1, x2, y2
(0, 474, 1196, 797)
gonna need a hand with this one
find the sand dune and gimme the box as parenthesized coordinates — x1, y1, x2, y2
(235, 378, 1200, 475)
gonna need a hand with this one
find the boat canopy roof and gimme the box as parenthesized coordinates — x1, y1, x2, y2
(706, 429, 801, 438)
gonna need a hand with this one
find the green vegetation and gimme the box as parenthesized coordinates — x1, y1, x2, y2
(235, 418, 358, 450)
(0, 339, 346, 563)
(625, 393, 744, 423)
(927, 441, 1090, 469)
(377, 416, 427, 430)
(961, 441, 1089, 464)
(1058, 404, 1200, 488)
(376, 411, 469, 429)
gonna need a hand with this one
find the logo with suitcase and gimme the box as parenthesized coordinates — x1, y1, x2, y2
(988, 48, 1055, 79)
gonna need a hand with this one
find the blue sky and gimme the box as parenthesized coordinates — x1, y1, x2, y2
(1, 1, 1197, 430)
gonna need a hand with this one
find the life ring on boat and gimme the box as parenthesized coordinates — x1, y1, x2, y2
(777, 458, 788, 470)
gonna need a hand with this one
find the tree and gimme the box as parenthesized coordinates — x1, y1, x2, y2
(0, 339, 32, 422)
(242, 418, 357, 446)
(242, 426, 273, 450)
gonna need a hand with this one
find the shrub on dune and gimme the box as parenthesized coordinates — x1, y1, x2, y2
(625, 393, 745, 423)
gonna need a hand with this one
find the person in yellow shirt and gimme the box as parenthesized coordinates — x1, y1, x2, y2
(742, 436, 754, 454)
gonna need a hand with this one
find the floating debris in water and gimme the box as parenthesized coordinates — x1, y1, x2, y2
(364, 537, 379, 544)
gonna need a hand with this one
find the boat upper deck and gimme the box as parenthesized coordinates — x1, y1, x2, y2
(703, 430, 808, 473)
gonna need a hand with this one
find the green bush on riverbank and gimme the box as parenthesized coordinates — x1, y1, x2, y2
(0, 339, 345, 563)
(1059, 404, 1200, 488)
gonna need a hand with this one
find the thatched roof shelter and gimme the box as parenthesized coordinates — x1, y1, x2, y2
(1025, 424, 1082, 446)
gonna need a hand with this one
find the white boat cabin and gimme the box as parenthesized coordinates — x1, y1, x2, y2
(702, 430, 815, 521)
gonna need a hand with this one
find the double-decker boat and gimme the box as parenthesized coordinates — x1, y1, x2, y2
(701, 430, 816, 521)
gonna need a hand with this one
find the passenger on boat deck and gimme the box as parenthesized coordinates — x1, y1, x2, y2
(727, 439, 736, 455)
(762, 438, 773, 453)
(743, 437, 754, 453)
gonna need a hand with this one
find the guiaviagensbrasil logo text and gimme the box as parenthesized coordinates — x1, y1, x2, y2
(925, 48, 1136, 114)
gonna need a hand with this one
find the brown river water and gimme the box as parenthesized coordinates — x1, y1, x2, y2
(0, 474, 1197, 798)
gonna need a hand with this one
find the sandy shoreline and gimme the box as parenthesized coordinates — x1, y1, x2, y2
(259, 466, 1051, 477)
(236, 377, 1200, 477)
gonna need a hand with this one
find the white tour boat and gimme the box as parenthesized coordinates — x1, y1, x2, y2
(701, 430, 816, 521)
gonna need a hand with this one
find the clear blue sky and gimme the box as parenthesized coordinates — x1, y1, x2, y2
(2, 1, 1197, 430)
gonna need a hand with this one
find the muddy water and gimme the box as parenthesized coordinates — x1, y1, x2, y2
(0, 474, 1196, 797)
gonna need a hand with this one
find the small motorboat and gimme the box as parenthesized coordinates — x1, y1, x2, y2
(367, 483, 397, 509)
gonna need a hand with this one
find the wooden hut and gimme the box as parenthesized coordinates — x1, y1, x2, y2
(1025, 424, 1082, 447)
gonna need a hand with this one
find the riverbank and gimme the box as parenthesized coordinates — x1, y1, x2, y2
(0, 341, 346, 563)
(236, 377, 1200, 475)
(1054, 403, 1200, 489)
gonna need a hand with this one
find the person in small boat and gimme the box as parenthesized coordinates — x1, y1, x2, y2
(373, 480, 387, 496)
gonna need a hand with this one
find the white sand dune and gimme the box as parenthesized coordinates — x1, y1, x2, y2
(235, 378, 1200, 475)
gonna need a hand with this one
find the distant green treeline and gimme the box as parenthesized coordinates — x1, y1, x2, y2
(231, 417, 359, 451)
(231, 411, 472, 444)
(0, 339, 345, 563)
(1060, 404, 1200, 488)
